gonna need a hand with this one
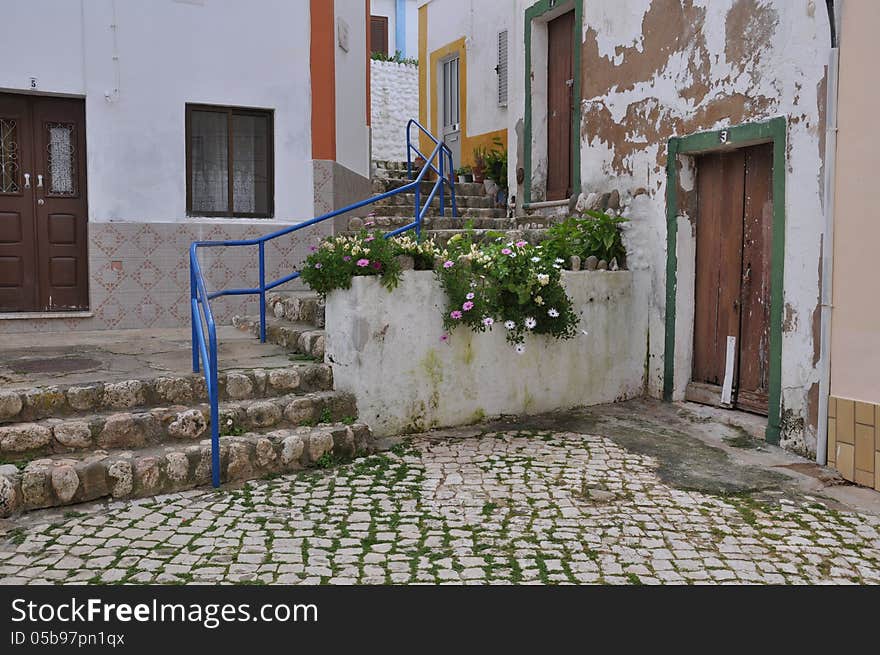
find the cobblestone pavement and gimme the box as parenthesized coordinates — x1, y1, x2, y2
(2, 422, 880, 585)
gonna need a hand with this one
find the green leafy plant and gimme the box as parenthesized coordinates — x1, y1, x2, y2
(371, 50, 419, 66)
(542, 210, 628, 265)
(300, 229, 404, 296)
(436, 232, 578, 349)
(455, 165, 472, 175)
(482, 138, 508, 189)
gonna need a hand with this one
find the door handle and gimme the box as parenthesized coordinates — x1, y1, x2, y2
(24, 173, 30, 188)
(37, 174, 43, 188)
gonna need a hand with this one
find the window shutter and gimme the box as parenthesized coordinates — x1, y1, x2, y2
(497, 29, 508, 106)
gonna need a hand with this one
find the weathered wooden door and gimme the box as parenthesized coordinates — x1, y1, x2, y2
(0, 93, 88, 312)
(690, 143, 773, 415)
(546, 10, 574, 201)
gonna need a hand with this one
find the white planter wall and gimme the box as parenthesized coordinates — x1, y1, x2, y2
(370, 60, 419, 162)
(326, 270, 647, 436)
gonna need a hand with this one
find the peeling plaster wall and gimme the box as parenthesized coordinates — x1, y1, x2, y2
(370, 60, 419, 161)
(573, 0, 830, 454)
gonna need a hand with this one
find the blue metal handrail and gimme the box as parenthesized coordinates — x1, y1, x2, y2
(190, 121, 457, 487)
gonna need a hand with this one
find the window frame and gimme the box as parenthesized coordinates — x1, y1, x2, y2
(370, 15, 389, 57)
(185, 103, 275, 218)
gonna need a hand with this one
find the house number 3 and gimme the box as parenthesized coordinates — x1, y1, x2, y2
(719, 129, 729, 144)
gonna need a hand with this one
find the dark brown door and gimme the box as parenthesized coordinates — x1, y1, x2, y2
(546, 10, 574, 201)
(0, 93, 88, 312)
(690, 143, 773, 415)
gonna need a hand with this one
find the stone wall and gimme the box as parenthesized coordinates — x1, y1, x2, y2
(371, 59, 419, 162)
(326, 270, 647, 436)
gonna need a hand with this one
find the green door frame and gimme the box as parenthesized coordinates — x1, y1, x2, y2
(662, 116, 787, 444)
(523, 0, 583, 204)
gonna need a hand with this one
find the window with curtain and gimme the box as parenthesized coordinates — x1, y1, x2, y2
(186, 105, 273, 217)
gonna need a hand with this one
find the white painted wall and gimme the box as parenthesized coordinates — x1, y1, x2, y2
(422, 0, 510, 141)
(571, 1, 830, 453)
(370, 60, 419, 161)
(1, 0, 316, 223)
(327, 271, 646, 436)
(335, 0, 370, 178)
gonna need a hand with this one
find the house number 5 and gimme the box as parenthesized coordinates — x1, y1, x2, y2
(29, 77, 37, 89)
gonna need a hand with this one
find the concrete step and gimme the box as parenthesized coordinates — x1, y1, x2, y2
(0, 362, 333, 426)
(0, 420, 374, 517)
(0, 389, 356, 462)
(232, 315, 325, 361)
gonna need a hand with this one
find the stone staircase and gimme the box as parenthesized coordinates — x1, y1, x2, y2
(0, 323, 373, 517)
(354, 161, 560, 248)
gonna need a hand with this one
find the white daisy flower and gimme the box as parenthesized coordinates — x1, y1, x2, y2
(531, 256, 541, 262)
(514, 343, 526, 354)
(537, 273, 549, 286)
(525, 316, 537, 329)
(548, 308, 559, 318)
(555, 257, 565, 264)
(504, 320, 516, 330)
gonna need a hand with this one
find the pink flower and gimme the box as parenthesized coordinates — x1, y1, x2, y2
(466, 292, 475, 300)
(314, 262, 322, 269)
(462, 301, 474, 311)
(364, 236, 375, 242)
(443, 260, 454, 269)
(343, 256, 351, 261)
(440, 333, 449, 342)
(482, 317, 494, 327)
(372, 261, 382, 270)
(501, 248, 512, 255)
(356, 258, 370, 267)
(516, 240, 527, 247)
(450, 310, 463, 319)
(309, 245, 318, 252)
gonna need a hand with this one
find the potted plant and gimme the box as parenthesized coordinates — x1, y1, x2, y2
(483, 138, 508, 206)
(455, 165, 473, 183)
(472, 146, 487, 183)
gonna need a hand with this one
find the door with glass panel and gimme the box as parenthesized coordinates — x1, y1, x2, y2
(440, 55, 461, 166)
(0, 93, 88, 312)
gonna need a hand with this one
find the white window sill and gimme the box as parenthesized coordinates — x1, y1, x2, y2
(0, 311, 93, 320)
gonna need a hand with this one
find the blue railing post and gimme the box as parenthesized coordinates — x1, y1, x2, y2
(209, 330, 220, 488)
(439, 148, 445, 217)
(258, 242, 267, 343)
(190, 262, 199, 374)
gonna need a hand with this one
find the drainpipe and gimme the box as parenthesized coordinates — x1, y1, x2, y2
(817, 0, 842, 465)
(395, 0, 407, 57)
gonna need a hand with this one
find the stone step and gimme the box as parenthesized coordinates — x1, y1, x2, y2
(372, 178, 485, 197)
(424, 228, 551, 249)
(232, 315, 325, 361)
(0, 362, 333, 426)
(356, 206, 506, 220)
(0, 389, 356, 461)
(265, 291, 324, 328)
(0, 420, 374, 517)
(371, 193, 495, 209)
(346, 215, 514, 233)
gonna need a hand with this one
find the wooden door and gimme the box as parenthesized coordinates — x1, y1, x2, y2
(546, 10, 574, 201)
(736, 144, 773, 412)
(690, 143, 773, 415)
(0, 93, 88, 312)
